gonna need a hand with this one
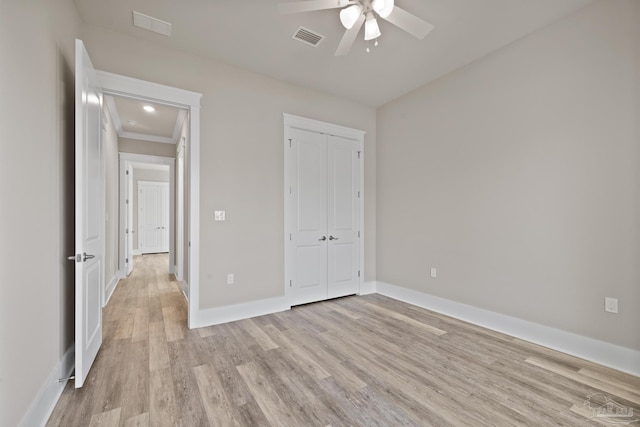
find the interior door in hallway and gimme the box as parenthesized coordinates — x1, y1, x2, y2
(139, 181, 169, 254)
(286, 124, 362, 306)
(73, 39, 104, 388)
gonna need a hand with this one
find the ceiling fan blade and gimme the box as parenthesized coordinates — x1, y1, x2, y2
(278, 0, 346, 14)
(381, 6, 434, 40)
(335, 13, 365, 56)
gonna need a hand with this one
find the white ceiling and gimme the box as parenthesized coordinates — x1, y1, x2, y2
(105, 95, 186, 144)
(75, 0, 595, 107)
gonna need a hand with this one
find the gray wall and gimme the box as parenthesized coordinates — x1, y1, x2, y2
(119, 137, 177, 158)
(81, 24, 378, 310)
(376, 0, 640, 351)
(0, 1, 79, 425)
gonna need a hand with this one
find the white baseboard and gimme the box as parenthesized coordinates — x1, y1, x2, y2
(104, 272, 120, 306)
(359, 280, 377, 295)
(197, 296, 290, 328)
(19, 344, 74, 427)
(181, 280, 189, 301)
(376, 282, 640, 377)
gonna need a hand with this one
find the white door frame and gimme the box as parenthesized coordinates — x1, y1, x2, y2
(126, 163, 133, 276)
(102, 70, 201, 329)
(119, 156, 174, 272)
(283, 113, 365, 306)
(176, 137, 185, 282)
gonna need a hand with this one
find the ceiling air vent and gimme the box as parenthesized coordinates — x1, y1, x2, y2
(292, 26, 324, 47)
(133, 11, 172, 37)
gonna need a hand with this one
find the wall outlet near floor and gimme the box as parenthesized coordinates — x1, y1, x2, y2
(430, 267, 437, 278)
(227, 273, 234, 285)
(604, 297, 618, 314)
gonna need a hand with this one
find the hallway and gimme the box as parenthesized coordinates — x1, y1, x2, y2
(48, 254, 188, 426)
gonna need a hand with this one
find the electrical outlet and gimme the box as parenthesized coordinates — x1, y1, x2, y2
(215, 210, 226, 221)
(227, 274, 234, 285)
(430, 267, 437, 278)
(604, 297, 618, 314)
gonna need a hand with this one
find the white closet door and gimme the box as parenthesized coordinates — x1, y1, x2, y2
(327, 135, 360, 299)
(139, 182, 169, 254)
(289, 127, 328, 306)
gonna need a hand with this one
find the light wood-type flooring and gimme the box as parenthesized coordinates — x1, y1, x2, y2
(48, 254, 640, 426)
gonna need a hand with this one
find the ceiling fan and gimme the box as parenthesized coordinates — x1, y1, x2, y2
(278, 0, 434, 56)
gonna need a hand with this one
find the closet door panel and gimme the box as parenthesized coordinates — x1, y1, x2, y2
(289, 128, 328, 305)
(327, 136, 359, 299)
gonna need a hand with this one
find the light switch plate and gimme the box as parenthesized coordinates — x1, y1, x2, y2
(430, 267, 437, 278)
(605, 297, 618, 314)
(214, 210, 226, 221)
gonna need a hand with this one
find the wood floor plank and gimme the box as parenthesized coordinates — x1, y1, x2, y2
(148, 321, 170, 372)
(240, 318, 279, 351)
(526, 356, 640, 405)
(88, 408, 121, 427)
(163, 319, 185, 342)
(131, 306, 150, 343)
(263, 324, 331, 380)
(193, 364, 240, 426)
(236, 361, 299, 427)
(149, 368, 178, 427)
(124, 413, 149, 427)
(47, 254, 640, 427)
(363, 302, 447, 336)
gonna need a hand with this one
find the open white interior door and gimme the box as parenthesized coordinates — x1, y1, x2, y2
(74, 39, 104, 388)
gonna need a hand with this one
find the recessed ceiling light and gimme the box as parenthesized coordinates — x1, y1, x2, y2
(143, 105, 155, 113)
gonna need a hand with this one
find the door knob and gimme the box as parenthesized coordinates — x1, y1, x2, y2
(329, 236, 339, 240)
(318, 236, 327, 241)
(82, 253, 95, 262)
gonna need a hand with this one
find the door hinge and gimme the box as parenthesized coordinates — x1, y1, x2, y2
(125, 228, 129, 234)
(289, 139, 292, 148)
(289, 186, 292, 195)
(126, 170, 129, 175)
(126, 258, 129, 264)
(289, 233, 292, 241)
(357, 151, 361, 159)
(358, 270, 360, 277)
(358, 231, 360, 238)
(357, 191, 360, 198)
(289, 280, 292, 288)
(126, 199, 129, 205)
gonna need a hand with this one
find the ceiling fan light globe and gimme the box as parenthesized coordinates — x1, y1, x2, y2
(372, 0, 394, 18)
(340, 4, 363, 29)
(364, 12, 381, 40)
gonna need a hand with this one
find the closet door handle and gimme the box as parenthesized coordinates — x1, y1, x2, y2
(329, 236, 338, 241)
(318, 236, 327, 241)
